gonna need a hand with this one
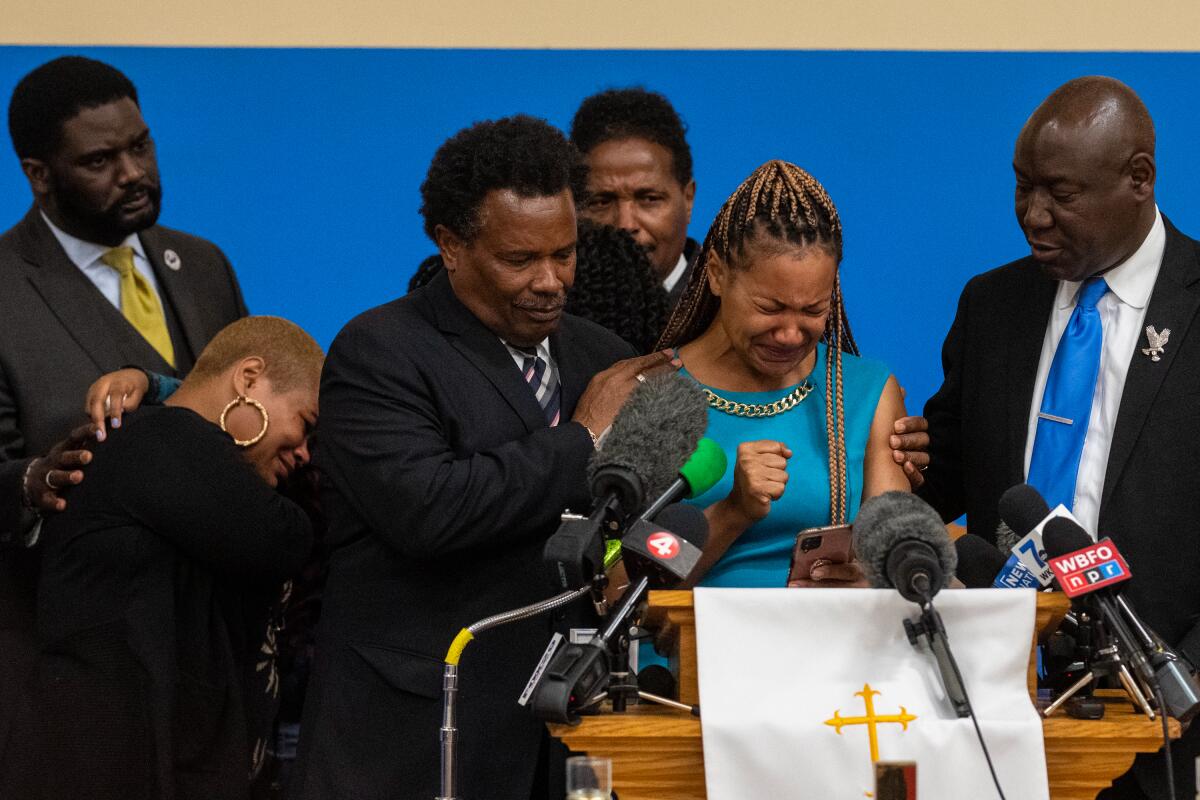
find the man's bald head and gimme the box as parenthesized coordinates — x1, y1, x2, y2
(1013, 76, 1158, 282)
(1021, 76, 1154, 166)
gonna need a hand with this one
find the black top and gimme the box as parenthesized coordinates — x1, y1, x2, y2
(21, 405, 312, 800)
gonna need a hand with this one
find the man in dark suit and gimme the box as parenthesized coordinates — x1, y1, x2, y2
(0, 55, 246, 768)
(571, 87, 700, 309)
(291, 115, 671, 800)
(911, 77, 1200, 799)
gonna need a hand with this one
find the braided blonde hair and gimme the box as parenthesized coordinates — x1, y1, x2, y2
(657, 160, 858, 524)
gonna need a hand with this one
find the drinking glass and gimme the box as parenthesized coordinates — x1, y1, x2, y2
(565, 755, 612, 800)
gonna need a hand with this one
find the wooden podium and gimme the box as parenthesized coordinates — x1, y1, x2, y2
(547, 591, 1180, 800)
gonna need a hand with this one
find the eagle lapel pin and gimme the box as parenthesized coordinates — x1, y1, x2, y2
(1142, 325, 1170, 362)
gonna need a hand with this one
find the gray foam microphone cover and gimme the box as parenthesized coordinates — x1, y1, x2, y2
(852, 491, 956, 591)
(994, 520, 1021, 554)
(588, 371, 708, 506)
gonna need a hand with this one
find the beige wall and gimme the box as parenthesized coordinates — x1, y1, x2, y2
(4, 0, 1200, 50)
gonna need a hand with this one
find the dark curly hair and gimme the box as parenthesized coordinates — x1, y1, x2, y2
(570, 87, 693, 187)
(405, 221, 668, 354)
(566, 220, 669, 354)
(407, 253, 445, 293)
(8, 56, 139, 161)
(419, 114, 586, 243)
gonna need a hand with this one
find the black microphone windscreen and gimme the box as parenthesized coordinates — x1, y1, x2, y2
(994, 520, 1021, 553)
(588, 372, 708, 509)
(650, 502, 709, 549)
(637, 664, 676, 699)
(998, 484, 1051, 537)
(1042, 516, 1094, 559)
(954, 534, 1010, 588)
(853, 491, 956, 591)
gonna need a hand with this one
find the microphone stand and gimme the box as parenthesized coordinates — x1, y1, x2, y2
(1040, 608, 1156, 720)
(436, 577, 602, 800)
(904, 602, 971, 718)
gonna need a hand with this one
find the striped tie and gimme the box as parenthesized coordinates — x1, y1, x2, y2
(520, 350, 561, 427)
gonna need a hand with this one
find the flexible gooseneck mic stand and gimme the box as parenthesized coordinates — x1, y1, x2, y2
(436, 580, 598, 800)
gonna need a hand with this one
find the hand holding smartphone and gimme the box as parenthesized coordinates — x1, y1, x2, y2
(786, 524, 863, 587)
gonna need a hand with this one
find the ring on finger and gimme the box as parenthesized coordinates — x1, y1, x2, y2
(919, 465, 929, 472)
(635, 373, 647, 384)
(44, 471, 59, 490)
(104, 395, 111, 415)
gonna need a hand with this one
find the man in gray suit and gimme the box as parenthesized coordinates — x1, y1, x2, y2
(0, 55, 247, 767)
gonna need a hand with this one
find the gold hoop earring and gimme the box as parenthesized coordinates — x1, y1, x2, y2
(219, 395, 269, 447)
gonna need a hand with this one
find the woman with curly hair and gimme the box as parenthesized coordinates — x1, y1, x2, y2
(566, 219, 670, 354)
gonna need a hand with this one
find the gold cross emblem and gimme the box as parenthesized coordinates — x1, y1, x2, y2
(825, 683, 917, 763)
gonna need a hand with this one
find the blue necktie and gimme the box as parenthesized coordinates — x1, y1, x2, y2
(1027, 277, 1110, 511)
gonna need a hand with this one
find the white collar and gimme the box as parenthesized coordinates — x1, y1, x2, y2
(40, 209, 147, 272)
(662, 251, 689, 293)
(1056, 206, 1165, 311)
(502, 337, 552, 362)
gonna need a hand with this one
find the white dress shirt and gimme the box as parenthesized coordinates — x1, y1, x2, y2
(662, 251, 689, 294)
(41, 211, 164, 312)
(1023, 207, 1166, 536)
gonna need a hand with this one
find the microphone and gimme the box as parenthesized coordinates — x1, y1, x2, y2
(544, 372, 708, 589)
(854, 491, 956, 604)
(637, 437, 727, 522)
(998, 483, 1050, 536)
(994, 520, 1021, 556)
(530, 505, 710, 724)
(620, 502, 710, 588)
(637, 664, 676, 699)
(997, 484, 1055, 587)
(1043, 518, 1200, 722)
(953, 534, 1041, 589)
(587, 372, 709, 516)
(856, 492, 969, 718)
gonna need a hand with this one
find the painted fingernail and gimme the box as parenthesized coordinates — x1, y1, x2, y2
(96, 429, 106, 442)
(111, 417, 121, 428)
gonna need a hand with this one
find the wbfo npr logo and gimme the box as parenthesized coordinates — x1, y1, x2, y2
(1048, 539, 1132, 599)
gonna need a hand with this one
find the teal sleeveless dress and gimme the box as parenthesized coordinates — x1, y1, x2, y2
(637, 342, 890, 668)
(690, 342, 892, 588)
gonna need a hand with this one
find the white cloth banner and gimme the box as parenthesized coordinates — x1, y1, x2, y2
(694, 588, 1049, 799)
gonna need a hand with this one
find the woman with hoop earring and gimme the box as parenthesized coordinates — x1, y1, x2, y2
(657, 161, 912, 590)
(16, 316, 322, 800)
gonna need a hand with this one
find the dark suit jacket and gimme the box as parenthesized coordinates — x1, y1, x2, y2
(8, 407, 312, 800)
(920, 218, 1200, 797)
(665, 237, 701, 310)
(291, 272, 633, 800)
(0, 459, 25, 545)
(0, 207, 247, 762)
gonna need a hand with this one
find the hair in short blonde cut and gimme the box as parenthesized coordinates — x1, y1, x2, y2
(186, 316, 324, 394)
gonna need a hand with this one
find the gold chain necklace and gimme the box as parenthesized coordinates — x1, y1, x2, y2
(703, 381, 814, 418)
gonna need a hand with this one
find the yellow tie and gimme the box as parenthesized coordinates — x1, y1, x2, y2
(101, 246, 175, 368)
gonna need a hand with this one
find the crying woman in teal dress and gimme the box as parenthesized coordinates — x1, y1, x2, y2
(657, 161, 911, 589)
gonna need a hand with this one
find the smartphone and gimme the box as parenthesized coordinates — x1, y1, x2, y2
(787, 524, 854, 585)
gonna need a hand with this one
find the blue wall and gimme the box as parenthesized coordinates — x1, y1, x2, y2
(3, 47, 1199, 412)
